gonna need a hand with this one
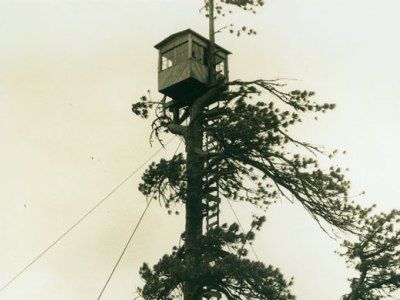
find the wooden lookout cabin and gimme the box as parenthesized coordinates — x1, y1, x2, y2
(155, 29, 231, 107)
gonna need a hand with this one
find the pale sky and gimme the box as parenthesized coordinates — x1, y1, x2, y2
(0, 0, 400, 299)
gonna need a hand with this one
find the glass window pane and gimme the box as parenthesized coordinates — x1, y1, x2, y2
(216, 61, 224, 74)
(216, 55, 225, 75)
(162, 49, 174, 70)
(162, 56, 172, 70)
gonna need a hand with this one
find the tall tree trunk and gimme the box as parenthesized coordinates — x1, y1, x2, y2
(183, 107, 204, 300)
(184, 2, 215, 298)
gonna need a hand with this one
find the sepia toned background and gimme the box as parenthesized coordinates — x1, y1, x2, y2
(0, 0, 399, 299)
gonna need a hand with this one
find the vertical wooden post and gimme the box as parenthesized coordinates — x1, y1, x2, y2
(158, 49, 162, 72)
(188, 33, 193, 60)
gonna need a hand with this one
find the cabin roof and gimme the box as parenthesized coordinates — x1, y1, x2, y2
(154, 28, 232, 55)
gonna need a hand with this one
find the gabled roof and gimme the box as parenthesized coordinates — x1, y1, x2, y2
(154, 28, 231, 54)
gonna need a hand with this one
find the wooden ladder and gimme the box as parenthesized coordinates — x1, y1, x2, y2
(202, 102, 222, 300)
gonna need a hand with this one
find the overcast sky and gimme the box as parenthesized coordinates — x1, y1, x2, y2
(1, 0, 399, 299)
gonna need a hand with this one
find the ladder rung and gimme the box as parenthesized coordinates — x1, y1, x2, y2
(206, 180, 218, 188)
(207, 218, 219, 227)
(204, 187, 218, 193)
(208, 204, 219, 211)
(207, 222, 218, 230)
(204, 194, 220, 203)
(208, 212, 219, 220)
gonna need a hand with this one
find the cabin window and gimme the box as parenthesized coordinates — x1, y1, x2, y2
(161, 42, 189, 70)
(192, 42, 207, 65)
(215, 55, 225, 75)
(162, 53, 173, 70)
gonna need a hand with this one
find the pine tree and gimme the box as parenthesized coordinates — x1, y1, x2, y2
(340, 209, 400, 300)
(131, 1, 368, 299)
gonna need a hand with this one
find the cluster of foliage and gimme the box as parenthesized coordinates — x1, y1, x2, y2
(340, 209, 400, 300)
(138, 154, 186, 212)
(218, 0, 264, 12)
(205, 0, 264, 16)
(139, 216, 296, 300)
(201, 0, 263, 36)
(134, 79, 368, 233)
